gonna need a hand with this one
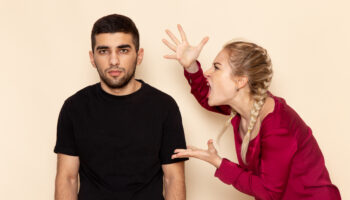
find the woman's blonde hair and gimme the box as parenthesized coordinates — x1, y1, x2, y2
(217, 41, 273, 165)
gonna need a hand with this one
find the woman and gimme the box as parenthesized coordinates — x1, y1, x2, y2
(162, 25, 341, 200)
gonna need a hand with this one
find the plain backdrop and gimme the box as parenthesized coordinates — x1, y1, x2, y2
(0, 0, 349, 199)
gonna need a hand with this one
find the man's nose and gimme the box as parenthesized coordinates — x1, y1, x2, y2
(110, 51, 120, 66)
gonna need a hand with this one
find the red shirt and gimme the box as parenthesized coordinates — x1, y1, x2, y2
(184, 63, 341, 200)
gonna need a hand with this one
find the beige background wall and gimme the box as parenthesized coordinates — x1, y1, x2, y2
(1, 0, 349, 199)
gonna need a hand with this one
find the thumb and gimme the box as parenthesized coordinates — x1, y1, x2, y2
(207, 139, 216, 150)
(198, 36, 209, 51)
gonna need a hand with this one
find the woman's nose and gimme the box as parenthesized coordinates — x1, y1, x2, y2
(204, 68, 212, 78)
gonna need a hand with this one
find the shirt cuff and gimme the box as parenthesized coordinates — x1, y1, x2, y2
(214, 158, 242, 185)
(184, 61, 204, 84)
(54, 146, 78, 156)
(161, 157, 189, 165)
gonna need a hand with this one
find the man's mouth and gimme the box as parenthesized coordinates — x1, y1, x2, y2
(108, 70, 122, 77)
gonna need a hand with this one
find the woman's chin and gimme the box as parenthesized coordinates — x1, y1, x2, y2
(208, 99, 218, 107)
(208, 97, 226, 107)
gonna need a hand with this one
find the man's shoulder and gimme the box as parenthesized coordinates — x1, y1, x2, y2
(143, 82, 177, 105)
(64, 83, 98, 106)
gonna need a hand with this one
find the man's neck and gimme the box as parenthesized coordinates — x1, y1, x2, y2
(100, 79, 142, 96)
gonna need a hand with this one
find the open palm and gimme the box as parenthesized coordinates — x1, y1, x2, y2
(162, 24, 209, 68)
(171, 139, 222, 168)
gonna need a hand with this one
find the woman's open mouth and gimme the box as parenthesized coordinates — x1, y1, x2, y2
(207, 81, 211, 98)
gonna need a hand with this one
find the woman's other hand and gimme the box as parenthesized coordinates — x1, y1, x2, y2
(172, 139, 222, 168)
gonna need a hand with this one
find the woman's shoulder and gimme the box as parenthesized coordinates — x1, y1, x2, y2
(261, 92, 310, 138)
(266, 92, 301, 119)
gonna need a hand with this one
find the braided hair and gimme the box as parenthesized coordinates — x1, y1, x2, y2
(217, 41, 273, 165)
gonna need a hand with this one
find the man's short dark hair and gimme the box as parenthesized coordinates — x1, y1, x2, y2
(91, 14, 140, 52)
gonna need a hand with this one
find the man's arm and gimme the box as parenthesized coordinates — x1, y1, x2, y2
(162, 162, 186, 200)
(55, 154, 80, 200)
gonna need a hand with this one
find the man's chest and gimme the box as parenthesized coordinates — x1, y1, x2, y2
(71, 104, 164, 158)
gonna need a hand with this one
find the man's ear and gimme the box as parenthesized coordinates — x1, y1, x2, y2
(89, 51, 96, 68)
(136, 48, 144, 65)
(237, 76, 249, 90)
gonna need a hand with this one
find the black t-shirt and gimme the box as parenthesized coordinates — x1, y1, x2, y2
(54, 80, 188, 200)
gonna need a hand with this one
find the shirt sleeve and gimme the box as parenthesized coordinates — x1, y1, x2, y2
(160, 98, 188, 164)
(214, 128, 297, 200)
(54, 99, 79, 156)
(184, 61, 231, 115)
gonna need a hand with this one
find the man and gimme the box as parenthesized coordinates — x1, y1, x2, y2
(54, 14, 187, 200)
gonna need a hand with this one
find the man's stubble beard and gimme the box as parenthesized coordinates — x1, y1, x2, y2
(96, 59, 137, 89)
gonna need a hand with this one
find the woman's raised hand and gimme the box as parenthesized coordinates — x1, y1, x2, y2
(162, 24, 209, 69)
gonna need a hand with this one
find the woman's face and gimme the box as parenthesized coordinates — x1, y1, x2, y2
(204, 49, 238, 106)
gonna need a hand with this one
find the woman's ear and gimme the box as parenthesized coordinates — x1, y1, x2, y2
(236, 76, 249, 90)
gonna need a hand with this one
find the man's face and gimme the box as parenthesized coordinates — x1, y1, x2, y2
(89, 32, 143, 89)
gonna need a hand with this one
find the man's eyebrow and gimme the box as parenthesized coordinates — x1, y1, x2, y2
(117, 44, 131, 49)
(96, 46, 109, 50)
(95, 44, 131, 50)
(213, 62, 222, 65)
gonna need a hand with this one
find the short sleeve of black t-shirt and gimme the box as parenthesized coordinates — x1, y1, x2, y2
(160, 98, 187, 164)
(54, 99, 78, 156)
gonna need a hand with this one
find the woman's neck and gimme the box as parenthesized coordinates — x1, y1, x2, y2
(228, 88, 254, 123)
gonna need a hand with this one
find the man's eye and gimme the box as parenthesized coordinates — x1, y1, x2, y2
(98, 49, 107, 54)
(120, 49, 129, 53)
(214, 65, 219, 70)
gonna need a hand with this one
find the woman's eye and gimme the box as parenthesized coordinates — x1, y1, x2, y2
(214, 65, 219, 70)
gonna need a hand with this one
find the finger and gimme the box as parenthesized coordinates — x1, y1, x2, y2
(172, 153, 191, 159)
(198, 36, 209, 51)
(174, 149, 189, 153)
(162, 39, 177, 52)
(163, 54, 177, 59)
(165, 29, 180, 45)
(172, 150, 195, 159)
(177, 24, 188, 42)
(187, 145, 199, 150)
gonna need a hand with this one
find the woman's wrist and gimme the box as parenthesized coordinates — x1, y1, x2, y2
(184, 61, 199, 73)
(212, 157, 223, 168)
